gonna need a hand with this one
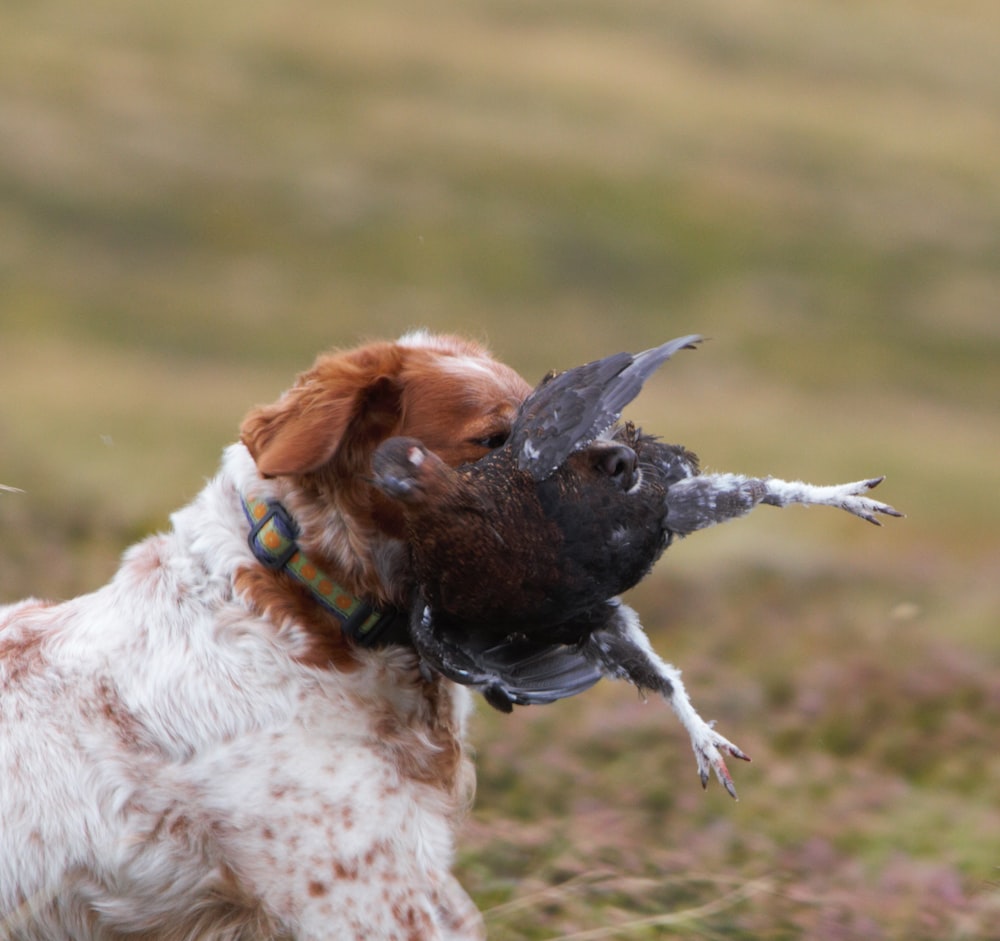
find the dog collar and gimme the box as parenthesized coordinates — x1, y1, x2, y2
(241, 494, 409, 648)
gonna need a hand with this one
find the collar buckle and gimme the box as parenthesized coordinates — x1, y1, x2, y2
(247, 499, 300, 571)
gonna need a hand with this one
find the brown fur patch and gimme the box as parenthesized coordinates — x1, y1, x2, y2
(233, 565, 362, 672)
(0, 620, 47, 685)
(95, 676, 149, 752)
(239, 342, 409, 479)
(372, 677, 470, 796)
(307, 880, 327, 898)
(128, 538, 167, 580)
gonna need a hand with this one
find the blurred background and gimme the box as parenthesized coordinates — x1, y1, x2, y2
(2, 0, 998, 937)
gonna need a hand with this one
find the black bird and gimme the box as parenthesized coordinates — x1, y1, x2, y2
(375, 336, 702, 625)
(371, 337, 901, 797)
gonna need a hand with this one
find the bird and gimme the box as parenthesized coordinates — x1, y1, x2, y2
(372, 335, 702, 624)
(370, 336, 902, 797)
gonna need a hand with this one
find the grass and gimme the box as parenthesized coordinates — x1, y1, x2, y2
(461, 567, 1000, 939)
(2, 0, 999, 937)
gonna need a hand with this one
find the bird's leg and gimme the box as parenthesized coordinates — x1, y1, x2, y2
(759, 475, 904, 525)
(582, 601, 749, 799)
(664, 474, 769, 535)
(666, 473, 902, 535)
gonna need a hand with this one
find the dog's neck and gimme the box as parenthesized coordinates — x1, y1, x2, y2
(240, 492, 409, 648)
(174, 444, 412, 655)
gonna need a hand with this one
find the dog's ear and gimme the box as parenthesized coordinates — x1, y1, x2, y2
(240, 345, 405, 478)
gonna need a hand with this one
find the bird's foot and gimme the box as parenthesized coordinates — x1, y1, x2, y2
(816, 476, 904, 525)
(763, 475, 903, 526)
(687, 718, 751, 800)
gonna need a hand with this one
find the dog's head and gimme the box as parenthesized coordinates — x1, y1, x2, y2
(240, 331, 530, 539)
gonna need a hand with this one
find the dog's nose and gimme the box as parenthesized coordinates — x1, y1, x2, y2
(598, 445, 638, 490)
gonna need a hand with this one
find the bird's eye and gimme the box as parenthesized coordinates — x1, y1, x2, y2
(474, 431, 509, 450)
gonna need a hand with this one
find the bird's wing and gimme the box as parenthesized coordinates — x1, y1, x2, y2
(475, 639, 604, 707)
(409, 603, 602, 713)
(513, 334, 702, 480)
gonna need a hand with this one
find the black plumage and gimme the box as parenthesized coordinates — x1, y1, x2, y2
(370, 337, 746, 791)
(372, 335, 702, 626)
(375, 422, 692, 631)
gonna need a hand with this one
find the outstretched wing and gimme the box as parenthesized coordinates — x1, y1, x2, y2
(512, 334, 702, 481)
(409, 603, 602, 713)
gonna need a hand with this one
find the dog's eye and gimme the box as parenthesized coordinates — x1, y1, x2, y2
(474, 432, 509, 450)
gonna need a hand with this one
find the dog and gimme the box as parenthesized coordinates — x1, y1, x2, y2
(0, 331, 530, 941)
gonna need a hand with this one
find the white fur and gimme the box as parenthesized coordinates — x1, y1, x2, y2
(0, 445, 482, 941)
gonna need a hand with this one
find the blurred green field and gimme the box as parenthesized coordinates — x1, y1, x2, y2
(2, 0, 999, 937)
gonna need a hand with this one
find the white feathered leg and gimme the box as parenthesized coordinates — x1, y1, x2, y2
(583, 601, 749, 799)
(666, 472, 902, 534)
(760, 475, 903, 525)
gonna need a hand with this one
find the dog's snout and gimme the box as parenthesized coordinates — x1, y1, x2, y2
(598, 445, 638, 490)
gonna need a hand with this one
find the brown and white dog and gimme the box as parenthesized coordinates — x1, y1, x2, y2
(0, 331, 530, 941)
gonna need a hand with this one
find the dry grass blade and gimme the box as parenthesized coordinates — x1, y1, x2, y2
(484, 870, 621, 920)
(548, 876, 773, 941)
(485, 870, 773, 940)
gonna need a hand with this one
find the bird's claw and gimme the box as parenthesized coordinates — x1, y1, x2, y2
(690, 721, 750, 800)
(761, 474, 904, 525)
(833, 476, 904, 526)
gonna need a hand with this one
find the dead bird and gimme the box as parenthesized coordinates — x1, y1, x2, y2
(371, 336, 901, 797)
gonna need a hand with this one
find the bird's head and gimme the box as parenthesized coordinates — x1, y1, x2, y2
(560, 438, 642, 494)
